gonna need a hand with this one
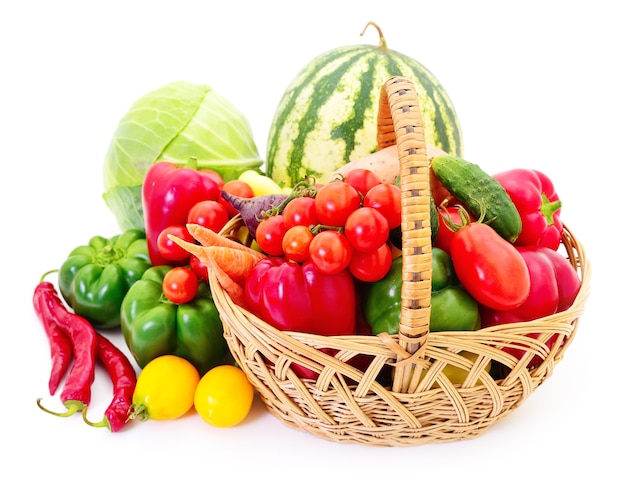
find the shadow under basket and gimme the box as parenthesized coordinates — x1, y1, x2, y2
(209, 76, 591, 447)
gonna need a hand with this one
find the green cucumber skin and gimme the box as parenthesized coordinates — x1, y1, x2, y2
(431, 155, 522, 242)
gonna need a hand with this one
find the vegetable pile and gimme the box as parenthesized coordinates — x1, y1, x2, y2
(33, 21, 583, 436)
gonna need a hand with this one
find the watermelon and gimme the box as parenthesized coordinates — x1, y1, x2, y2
(266, 22, 463, 188)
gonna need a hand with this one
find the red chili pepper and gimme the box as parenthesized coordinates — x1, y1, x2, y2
(33, 278, 73, 395)
(34, 280, 97, 417)
(493, 168, 563, 250)
(142, 159, 221, 266)
(82, 333, 137, 432)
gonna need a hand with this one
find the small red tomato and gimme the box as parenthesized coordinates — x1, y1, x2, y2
(221, 180, 255, 217)
(187, 200, 230, 233)
(283, 196, 318, 228)
(435, 205, 475, 255)
(363, 183, 401, 230)
(255, 215, 287, 256)
(344, 207, 390, 253)
(349, 243, 393, 282)
(314, 181, 361, 227)
(282, 225, 314, 262)
(163, 267, 199, 304)
(189, 254, 209, 282)
(343, 168, 382, 198)
(308, 230, 352, 274)
(157, 224, 194, 263)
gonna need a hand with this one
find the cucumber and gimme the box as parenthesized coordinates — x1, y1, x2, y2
(430, 155, 521, 242)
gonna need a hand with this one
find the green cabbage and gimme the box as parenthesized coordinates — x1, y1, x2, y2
(102, 80, 263, 231)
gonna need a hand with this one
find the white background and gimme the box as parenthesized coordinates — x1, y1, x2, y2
(1, 1, 623, 488)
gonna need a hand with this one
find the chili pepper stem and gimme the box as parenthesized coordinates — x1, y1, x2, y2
(36, 398, 84, 418)
(81, 408, 111, 430)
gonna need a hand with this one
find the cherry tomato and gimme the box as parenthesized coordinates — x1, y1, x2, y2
(130, 355, 200, 421)
(221, 180, 255, 217)
(194, 364, 255, 428)
(363, 183, 401, 230)
(162, 267, 199, 304)
(344, 207, 390, 253)
(314, 181, 361, 227)
(187, 200, 230, 233)
(282, 225, 314, 262)
(157, 224, 194, 263)
(309, 230, 352, 274)
(282, 196, 318, 228)
(255, 214, 287, 256)
(343, 168, 382, 198)
(349, 243, 393, 282)
(435, 205, 475, 255)
(189, 254, 209, 282)
(450, 222, 531, 310)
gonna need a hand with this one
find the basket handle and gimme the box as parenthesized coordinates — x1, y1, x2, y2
(377, 76, 432, 393)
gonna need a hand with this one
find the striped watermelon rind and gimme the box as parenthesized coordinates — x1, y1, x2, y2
(266, 27, 463, 188)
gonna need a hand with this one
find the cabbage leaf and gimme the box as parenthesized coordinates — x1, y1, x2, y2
(103, 80, 263, 231)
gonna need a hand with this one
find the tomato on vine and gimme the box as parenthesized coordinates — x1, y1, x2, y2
(314, 181, 361, 227)
(349, 243, 393, 282)
(282, 196, 318, 228)
(344, 207, 390, 253)
(187, 200, 229, 233)
(282, 225, 314, 262)
(309, 230, 352, 274)
(363, 183, 401, 230)
(256, 214, 287, 256)
(162, 267, 199, 304)
(343, 168, 382, 198)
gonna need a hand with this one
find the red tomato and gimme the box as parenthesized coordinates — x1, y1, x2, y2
(434, 205, 475, 255)
(187, 200, 230, 233)
(344, 207, 389, 253)
(221, 180, 255, 217)
(282, 196, 318, 228)
(363, 183, 401, 230)
(162, 267, 199, 304)
(349, 243, 392, 282)
(450, 222, 531, 310)
(343, 168, 382, 198)
(282, 225, 314, 262)
(255, 215, 287, 256)
(157, 224, 194, 263)
(189, 254, 209, 282)
(314, 181, 361, 227)
(308, 230, 352, 274)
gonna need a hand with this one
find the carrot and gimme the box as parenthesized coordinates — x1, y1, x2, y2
(204, 252, 248, 308)
(186, 224, 266, 260)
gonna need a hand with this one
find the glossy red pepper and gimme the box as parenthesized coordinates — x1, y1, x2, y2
(33, 281, 73, 395)
(142, 160, 221, 265)
(34, 281, 97, 417)
(83, 333, 137, 432)
(244, 257, 357, 336)
(480, 246, 581, 367)
(493, 169, 563, 250)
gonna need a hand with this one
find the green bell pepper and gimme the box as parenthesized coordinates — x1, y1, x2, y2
(361, 248, 481, 335)
(120, 265, 228, 375)
(58, 229, 152, 329)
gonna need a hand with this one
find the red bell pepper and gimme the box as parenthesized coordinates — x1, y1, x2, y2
(142, 160, 221, 265)
(493, 169, 563, 250)
(244, 257, 357, 336)
(480, 245, 581, 367)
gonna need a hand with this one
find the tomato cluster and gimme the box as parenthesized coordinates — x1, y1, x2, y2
(255, 169, 400, 282)
(160, 177, 255, 305)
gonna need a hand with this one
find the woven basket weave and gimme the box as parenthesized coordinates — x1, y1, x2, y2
(210, 76, 590, 446)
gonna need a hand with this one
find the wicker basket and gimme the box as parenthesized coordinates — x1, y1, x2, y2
(210, 76, 590, 447)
